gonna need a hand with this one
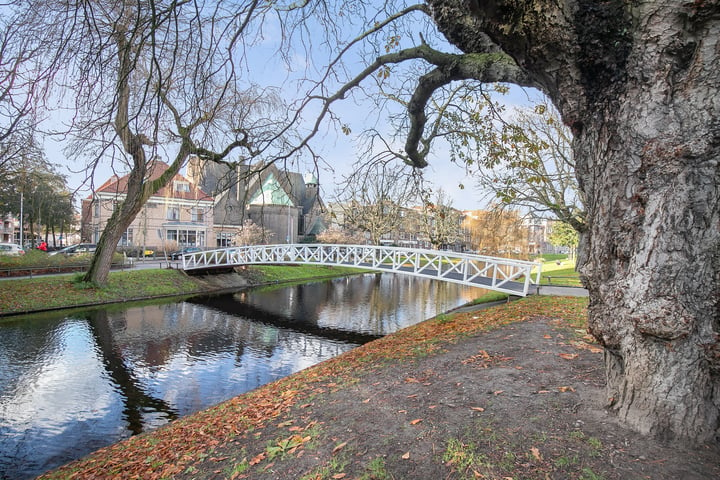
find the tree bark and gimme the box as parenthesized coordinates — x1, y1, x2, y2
(427, 0, 720, 442)
(577, 6, 720, 441)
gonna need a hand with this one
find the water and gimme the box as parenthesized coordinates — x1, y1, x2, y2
(0, 273, 483, 479)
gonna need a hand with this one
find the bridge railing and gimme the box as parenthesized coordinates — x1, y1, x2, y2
(182, 244, 542, 296)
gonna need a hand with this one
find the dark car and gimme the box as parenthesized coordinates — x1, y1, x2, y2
(169, 247, 202, 260)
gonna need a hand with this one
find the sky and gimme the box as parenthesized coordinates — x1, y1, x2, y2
(51, 84, 543, 212)
(37, 3, 544, 212)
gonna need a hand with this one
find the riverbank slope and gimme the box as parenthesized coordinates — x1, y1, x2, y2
(37, 295, 719, 480)
(0, 265, 364, 317)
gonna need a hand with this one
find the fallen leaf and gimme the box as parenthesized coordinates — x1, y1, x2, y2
(333, 442, 347, 454)
(558, 386, 576, 393)
(249, 452, 266, 465)
(559, 353, 579, 360)
(470, 406, 485, 412)
(398, 409, 407, 414)
(401, 452, 410, 459)
(493, 390, 504, 395)
(530, 446, 542, 461)
(362, 398, 371, 403)
(537, 390, 551, 394)
(332, 474, 346, 479)
(410, 418, 423, 425)
(543, 335, 552, 339)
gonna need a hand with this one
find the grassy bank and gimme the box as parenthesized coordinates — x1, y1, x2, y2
(532, 255, 582, 287)
(0, 265, 366, 317)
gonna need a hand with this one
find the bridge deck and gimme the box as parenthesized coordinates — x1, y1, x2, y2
(182, 244, 541, 296)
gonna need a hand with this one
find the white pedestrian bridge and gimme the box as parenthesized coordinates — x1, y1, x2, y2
(181, 244, 542, 297)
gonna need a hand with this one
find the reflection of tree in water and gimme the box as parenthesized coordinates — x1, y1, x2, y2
(85, 310, 178, 434)
(193, 293, 378, 345)
(240, 274, 484, 336)
(106, 303, 259, 364)
(364, 274, 487, 334)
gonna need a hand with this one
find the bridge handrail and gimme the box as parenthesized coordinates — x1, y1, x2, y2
(182, 244, 542, 296)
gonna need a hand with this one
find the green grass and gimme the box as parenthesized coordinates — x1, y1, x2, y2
(0, 250, 124, 269)
(531, 256, 582, 287)
(0, 265, 365, 317)
(469, 291, 510, 304)
(0, 270, 202, 316)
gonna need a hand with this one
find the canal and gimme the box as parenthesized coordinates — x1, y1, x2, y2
(0, 273, 485, 479)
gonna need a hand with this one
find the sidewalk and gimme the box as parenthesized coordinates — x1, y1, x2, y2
(535, 284, 588, 297)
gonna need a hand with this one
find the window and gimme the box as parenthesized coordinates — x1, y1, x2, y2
(191, 208, 204, 222)
(217, 232, 233, 247)
(94, 202, 100, 217)
(119, 228, 133, 246)
(174, 181, 190, 192)
(167, 207, 179, 221)
(166, 230, 178, 242)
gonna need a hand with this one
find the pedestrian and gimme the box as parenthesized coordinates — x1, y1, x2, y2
(38, 241, 47, 252)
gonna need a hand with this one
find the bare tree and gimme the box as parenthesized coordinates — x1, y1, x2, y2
(2, 0, 309, 284)
(442, 98, 585, 232)
(335, 157, 419, 245)
(419, 188, 462, 249)
(316, 225, 366, 245)
(234, 219, 275, 246)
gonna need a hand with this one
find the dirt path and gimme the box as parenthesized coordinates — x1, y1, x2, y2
(41, 297, 719, 480)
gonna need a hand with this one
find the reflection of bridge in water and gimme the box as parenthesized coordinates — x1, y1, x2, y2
(181, 244, 541, 296)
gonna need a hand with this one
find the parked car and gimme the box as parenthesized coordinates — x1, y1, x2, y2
(0, 243, 25, 256)
(169, 246, 202, 260)
(121, 247, 155, 258)
(49, 243, 97, 256)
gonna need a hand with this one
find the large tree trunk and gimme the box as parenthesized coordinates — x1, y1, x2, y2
(576, 7, 720, 441)
(427, 0, 720, 442)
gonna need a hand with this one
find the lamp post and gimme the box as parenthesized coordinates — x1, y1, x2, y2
(19, 191, 24, 247)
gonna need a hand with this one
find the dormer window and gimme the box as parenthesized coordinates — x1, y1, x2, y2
(174, 181, 190, 193)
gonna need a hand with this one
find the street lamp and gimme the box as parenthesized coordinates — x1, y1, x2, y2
(19, 190, 23, 247)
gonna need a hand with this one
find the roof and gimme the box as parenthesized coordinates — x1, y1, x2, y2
(91, 160, 213, 202)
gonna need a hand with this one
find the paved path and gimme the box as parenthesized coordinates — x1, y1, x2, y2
(535, 285, 588, 297)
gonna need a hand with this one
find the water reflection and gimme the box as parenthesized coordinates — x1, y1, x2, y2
(0, 273, 483, 479)
(226, 273, 479, 336)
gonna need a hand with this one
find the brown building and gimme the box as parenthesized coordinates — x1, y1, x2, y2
(81, 161, 214, 252)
